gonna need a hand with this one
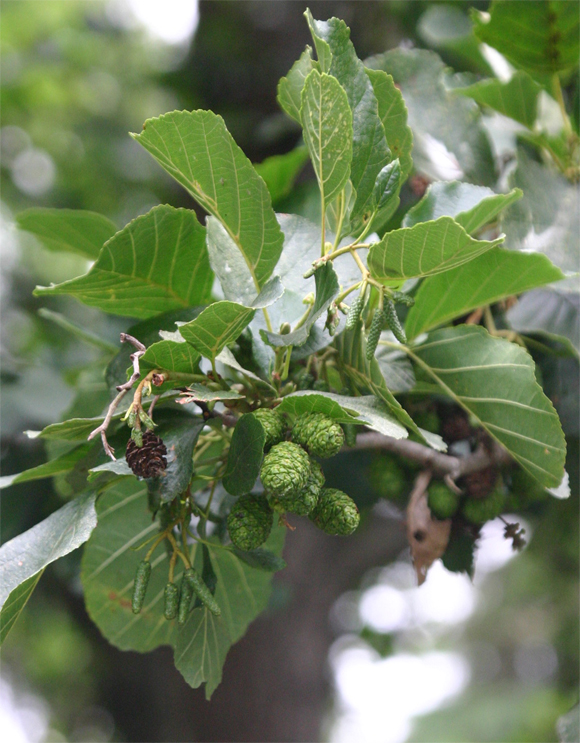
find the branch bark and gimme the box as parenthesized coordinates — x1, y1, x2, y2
(351, 431, 513, 482)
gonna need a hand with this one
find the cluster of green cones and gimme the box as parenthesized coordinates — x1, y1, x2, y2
(227, 410, 360, 551)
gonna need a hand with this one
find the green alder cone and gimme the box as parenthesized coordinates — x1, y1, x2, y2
(227, 494, 274, 551)
(310, 488, 360, 536)
(462, 488, 506, 525)
(260, 441, 311, 497)
(164, 582, 179, 620)
(131, 560, 152, 615)
(365, 307, 384, 360)
(295, 369, 315, 390)
(369, 455, 406, 502)
(269, 459, 325, 516)
(312, 379, 330, 392)
(291, 412, 345, 459)
(251, 408, 286, 450)
(427, 482, 459, 520)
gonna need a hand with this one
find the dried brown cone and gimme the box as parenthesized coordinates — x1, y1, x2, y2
(441, 412, 472, 443)
(126, 431, 167, 478)
(461, 466, 498, 500)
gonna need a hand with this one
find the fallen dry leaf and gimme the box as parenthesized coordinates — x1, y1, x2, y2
(406, 471, 452, 585)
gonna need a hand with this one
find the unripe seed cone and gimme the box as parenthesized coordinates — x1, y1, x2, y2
(260, 441, 310, 497)
(164, 583, 179, 620)
(462, 488, 506, 524)
(251, 408, 286, 450)
(310, 488, 360, 536)
(227, 494, 273, 551)
(427, 482, 459, 520)
(269, 459, 325, 516)
(291, 413, 344, 459)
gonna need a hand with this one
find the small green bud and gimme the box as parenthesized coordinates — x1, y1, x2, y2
(251, 408, 286, 450)
(365, 307, 384, 360)
(427, 482, 459, 520)
(462, 489, 506, 525)
(227, 494, 274, 551)
(279, 322, 292, 335)
(131, 427, 143, 447)
(383, 300, 406, 344)
(261, 441, 311, 497)
(184, 567, 221, 616)
(310, 488, 360, 536)
(291, 412, 344, 458)
(178, 573, 194, 625)
(131, 560, 151, 614)
(164, 582, 179, 620)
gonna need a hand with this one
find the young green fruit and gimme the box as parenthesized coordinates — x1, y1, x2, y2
(260, 441, 311, 497)
(131, 560, 151, 614)
(462, 488, 506, 524)
(291, 412, 345, 459)
(310, 488, 360, 536)
(345, 291, 365, 330)
(227, 494, 274, 551)
(427, 482, 459, 520)
(184, 567, 221, 616)
(383, 299, 406, 344)
(251, 408, 286, 450)
(270, 459, 325, 516)
(164, 582, 179, 620)
(369, 455, 406, 503)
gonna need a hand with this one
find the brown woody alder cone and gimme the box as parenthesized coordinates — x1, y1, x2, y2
(441, 412, 472, 443)
(126, 431, 167, 478)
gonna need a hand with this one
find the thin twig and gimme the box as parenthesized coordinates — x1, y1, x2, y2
(88, 333, 146, 460)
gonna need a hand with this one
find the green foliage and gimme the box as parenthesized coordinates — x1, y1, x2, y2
(3, 7, 574, 704)
(35, 206, 213, 318)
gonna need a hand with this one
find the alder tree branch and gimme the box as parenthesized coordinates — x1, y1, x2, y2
(87, 333, 146, 460)
(351, 431, 513, 486)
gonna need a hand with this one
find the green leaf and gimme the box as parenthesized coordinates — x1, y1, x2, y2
(34, 206, 212, 319)
(405, 248, 566, 339)
(179, 301, 255, 360)
(254, 146, 309, 203)
(261, 262, 339, 348)
(251, 276, 284, 310)
(368, 216, 504, 282)
(366, 68, 413, 181)
(507, 289, 579, 357)
(0, 492, 97, 623)
(82, 480, 284, 697)
(33, 417, 113, 442)
(472, 1, 580, 76)
(147, 412, 205, 504)
(178, 384, 244, 403)
(558, 704, 580, 743)
(0, 444, 92, 489)
(88, 458, 133, 483)
(375, 345, 416, 393)
(503, 148, 578, 288)
(215, 347, 267, 385)
(300, 69, 353, 210)
(231, 548, 286, 573)
(277, 46, 316, 122)
(210, 526, 285, 642)
(454, 71, 542, 128)
(404, 182, 522, 235)
(334, 323, 445, 450)
(222, 413, 266, 497)
(0, 571, 44, 645)
(17, 208, 117, 259)
(173, 607, 230, 697)
(132, 110, 283, 290)
(140, 339, 201, 375)
(279, 391, 408, 439)
(306, 11, 392, 227)
(409, 326, 566, 486)
(366, 48, 495, 185)
(37, 309, 118, 354)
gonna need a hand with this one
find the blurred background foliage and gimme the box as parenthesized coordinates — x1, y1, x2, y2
(1, 2, 577, 742)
